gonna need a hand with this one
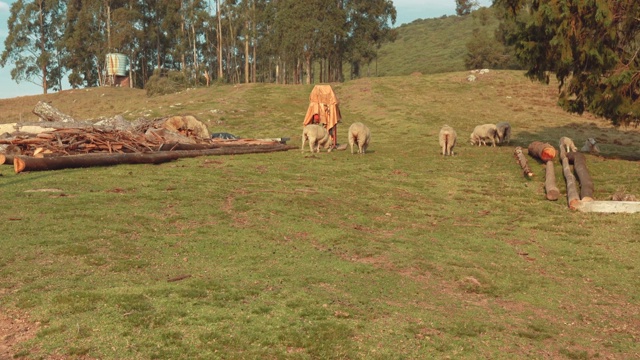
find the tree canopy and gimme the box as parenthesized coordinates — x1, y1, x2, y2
(1, 0, 397, 94)
(495, 0, 640, 126)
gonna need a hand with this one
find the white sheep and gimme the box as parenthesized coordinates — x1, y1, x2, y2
(581, 138, 600, 154)
(559, 136, 578, 153)
(301, 124, 332, 153)
(470, 124, 498, 147)
(348, 122, 371, 154)
(495, 122, 511, 145)
(438, 125, 457, 156)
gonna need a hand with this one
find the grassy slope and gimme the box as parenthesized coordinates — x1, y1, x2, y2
(1, 70, 640, 359)
(375, 13, 498, 76)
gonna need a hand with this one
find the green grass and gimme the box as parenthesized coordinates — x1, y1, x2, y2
(1, 70, 640, 359)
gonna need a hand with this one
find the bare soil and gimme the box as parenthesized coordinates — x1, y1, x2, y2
(0, 310, 38, 359)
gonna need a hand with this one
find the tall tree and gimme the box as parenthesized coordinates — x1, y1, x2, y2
(495, 0, 640, 126)
(456, 0, 478, 16)
(345, 0, 397, 79)
(1, 0, 65, 94)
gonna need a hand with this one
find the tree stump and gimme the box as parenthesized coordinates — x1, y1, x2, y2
(528, 141, 557, 162)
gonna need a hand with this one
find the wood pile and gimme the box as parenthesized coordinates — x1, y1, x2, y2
(1, 102, 294, 173)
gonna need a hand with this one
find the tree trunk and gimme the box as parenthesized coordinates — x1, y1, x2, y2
(13, 144, 295, 173)
(514, 147, 533, 178)
(544, 160, 560, 201)
(33, 101, 77, 123)
(575, 201, 640, 213)
(561, 156, 580, 209)
(567, 152, 594, 201)
(527, 141, 557, 162)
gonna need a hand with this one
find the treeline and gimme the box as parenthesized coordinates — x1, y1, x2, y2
(0, 0, 397, 94)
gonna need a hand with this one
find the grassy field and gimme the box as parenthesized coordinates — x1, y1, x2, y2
(1, 70, 640, 359)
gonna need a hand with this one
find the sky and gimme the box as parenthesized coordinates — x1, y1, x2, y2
(0, 0, 493, 100)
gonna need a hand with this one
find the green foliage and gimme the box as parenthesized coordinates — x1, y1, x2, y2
(495, 0, 640, 126)
(456, 0, 479, 16)
(144, 69, 190, 96)
(0, 0, 66, 93)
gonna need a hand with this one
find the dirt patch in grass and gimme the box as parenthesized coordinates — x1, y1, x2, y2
(0, 309, 39, 359)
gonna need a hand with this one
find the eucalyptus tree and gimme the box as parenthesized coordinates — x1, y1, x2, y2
(1, 0, 66, 94)
(495, 0, 640, 126)
(344, 0, 396, 79)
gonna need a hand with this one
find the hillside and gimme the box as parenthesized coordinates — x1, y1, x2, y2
(375, 11, 500, 76)
(1, 70, 640, 359)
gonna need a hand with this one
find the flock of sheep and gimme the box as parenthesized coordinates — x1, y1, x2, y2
(302, 120, 600, 157)
(301, 122, 371, 154)
(439, 122, 600, 156)
(438, 122, 512, 156)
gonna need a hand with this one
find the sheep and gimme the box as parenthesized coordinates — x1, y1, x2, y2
(581, 138, 600, 154)
(438, 125, 457, 156)
(348, 122, 371, 154)
(495, 122, 511, 145)
(470, 124, 498, 147)
(559, 136, 578, 153)
(301, 124, 332, 153)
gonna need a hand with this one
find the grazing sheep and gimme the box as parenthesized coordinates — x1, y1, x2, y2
(559, 136, 578, 153)
(348, 122, 371, 154)
(301, 124, 332, 153)
(470, 124, 498, 147)
(581, 138, 600, 154)
(439, 125, 457, 156)
(495, 122, 511, 145)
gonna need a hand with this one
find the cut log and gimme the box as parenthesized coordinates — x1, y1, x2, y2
(575, 201, 640, 213)
(13, 144, 296, 173)
(33, 101, 77, 123)
(514, 147, 533, 178)
(561, 156, 580, 209)
(527, 141, 557, 162)
(566, 152, 594, 201)
(544, 161, 560, 201)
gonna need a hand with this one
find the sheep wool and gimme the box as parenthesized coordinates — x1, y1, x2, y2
(495, 122, 511, 145)
(348, 122, 371, 154)
(439, 125, 457, 156)
(301, 124, 332, 153)
(470, 124, 498, 147)
(559, 136, 578, 153)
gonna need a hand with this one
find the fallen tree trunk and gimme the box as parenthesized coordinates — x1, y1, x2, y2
(566, 152, 594, 201)
(33, 101, 77, 123)
(157, 139, 282, 151)
(13, 144, 296, 173)
(544, 161, 560, 201)
(561, 156, 580, 209)
(528, 141, 557, 162)
(514, 147, 533, 178)
(575, 201, 640, 213)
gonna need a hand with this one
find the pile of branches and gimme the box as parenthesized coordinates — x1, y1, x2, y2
(0, 102, 294, 173)
(1, 127, 161, 157)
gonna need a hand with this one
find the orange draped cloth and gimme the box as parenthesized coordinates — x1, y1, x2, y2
(302, 85, 341, 131)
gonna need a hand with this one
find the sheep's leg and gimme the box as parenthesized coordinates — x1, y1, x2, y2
(309, 137, 316, 153)
(301, 135, 306, 152)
